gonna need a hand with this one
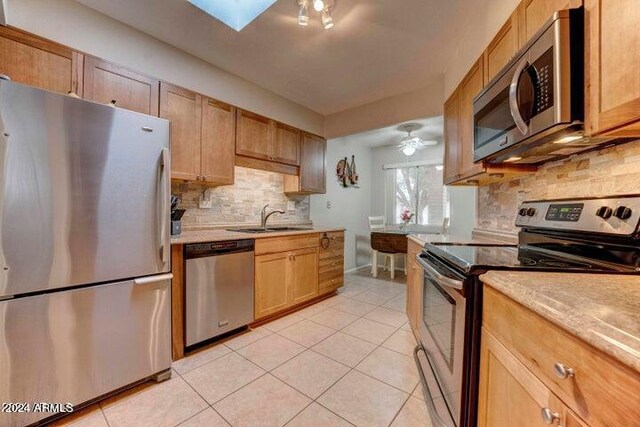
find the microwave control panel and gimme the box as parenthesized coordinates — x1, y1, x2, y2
(532, 48, 555, 115)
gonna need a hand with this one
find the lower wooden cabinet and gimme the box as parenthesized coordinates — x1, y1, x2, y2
(479, 286, 640, 427)
(254, 244, 319, 320)
(254, 251, 291, 319)
(290, 247, 319, 305)
(405, 239, 422, 331)
(478, 328, 571, 427)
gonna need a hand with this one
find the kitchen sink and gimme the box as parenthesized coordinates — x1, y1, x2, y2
(228, 227, 313, 233)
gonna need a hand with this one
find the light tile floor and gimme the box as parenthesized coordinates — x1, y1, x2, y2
(52, 269, 432, 427)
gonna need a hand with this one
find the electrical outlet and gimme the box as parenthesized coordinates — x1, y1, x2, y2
(287, 201, 296, 211)
(326, 201, 332, 209)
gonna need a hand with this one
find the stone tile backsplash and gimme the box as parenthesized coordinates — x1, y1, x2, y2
(172, 167, 310, 229)
(478, 139, 640, 233)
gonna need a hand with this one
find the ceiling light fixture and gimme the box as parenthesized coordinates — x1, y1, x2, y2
(298, 0, 309, 26)
(397, 123, 437, 157)
(296, 0, 336, 29)
(322, 6, 334, 29)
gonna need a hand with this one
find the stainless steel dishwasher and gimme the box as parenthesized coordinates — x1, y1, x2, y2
(185, 240, 255, 347)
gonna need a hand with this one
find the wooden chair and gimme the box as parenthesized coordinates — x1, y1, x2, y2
(368, 216, 396, 278)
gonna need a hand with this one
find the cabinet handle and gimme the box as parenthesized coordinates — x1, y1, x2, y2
(540, 408, 561, 425)
(553, 363, 575, 379)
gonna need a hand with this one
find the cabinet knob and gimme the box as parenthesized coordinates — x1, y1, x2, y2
(553, 362, 575, 379)
(540, 408, 561, 425)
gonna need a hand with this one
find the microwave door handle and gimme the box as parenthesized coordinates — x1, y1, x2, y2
(509, 58, 530, 134)
(416, 255, 464, 290)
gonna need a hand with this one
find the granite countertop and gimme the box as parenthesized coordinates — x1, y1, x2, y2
(171, 227, 345, 245)
(408, 234, 508, 246)
(480, 271, 640, 374)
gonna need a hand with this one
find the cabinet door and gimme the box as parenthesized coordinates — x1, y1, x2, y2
(585, 0, 640, 135)
(299, 133, 326, 194)
(443, 91, 461, 184)
(160, 83, 201, 181)
(83, 56, 159, 116)
(290, 247, 318, 305)
(458, 57, 485, 180)
(201, 98, 236, 185)
(518, 0, 581, 43)
(484, 12, 520, 82)
(255, 252, 290, 319)
(0, 27, 80, 95)
(478, 328, 566, 427)
(236, 109, 272, 160)
(273, 122, 301, 166)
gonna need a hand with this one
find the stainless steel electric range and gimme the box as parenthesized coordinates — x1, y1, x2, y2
(413, 195, 640, 427)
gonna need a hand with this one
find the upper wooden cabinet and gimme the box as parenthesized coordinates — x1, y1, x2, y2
(585, 0, 640, 136)
(201, 98, 236, 185)
(161, 83, 201, 182)
(84, 56, 159, 116)
(160, 82, 235, 185)
(285, 133, 326, 194)
(484, 12, 520, 82)
(273, 122, 301, 166)
(443, 91, 461, 184)
(517, 0, 582, 43)
(236, 109, 272, 160)
(236, 109, 302, 167)
(0, 26, 81, 95)
(458, 57, 486, 180)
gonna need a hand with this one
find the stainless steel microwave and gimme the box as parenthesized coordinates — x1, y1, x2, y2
(473, 8, 590, 164)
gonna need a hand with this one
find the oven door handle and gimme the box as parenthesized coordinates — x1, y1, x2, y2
(414, 345, 456, 427)
(416, 255, 464, 291)
(509, 58, 530, 135)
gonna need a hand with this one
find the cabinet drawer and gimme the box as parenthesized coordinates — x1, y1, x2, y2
(255, 234, 319, 255)
(319, 275, 344, 294)
(319, 257, 343, 273)
(319, 231, 345, 248)
(319, 268, 343, 284)
(319, 247, 344, 260)
(483, 286, 640, 427)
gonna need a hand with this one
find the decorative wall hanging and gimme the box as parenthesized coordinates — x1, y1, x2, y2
(336, 155, 359, 188)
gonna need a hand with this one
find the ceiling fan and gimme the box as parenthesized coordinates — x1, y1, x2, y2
(397, 123, 437, 156)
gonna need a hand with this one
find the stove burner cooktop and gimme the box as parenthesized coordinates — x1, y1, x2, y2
(424, 243, 619, 274)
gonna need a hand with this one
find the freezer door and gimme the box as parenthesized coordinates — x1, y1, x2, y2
(0, 276, 172, 427)
(0, 80, 170, 298)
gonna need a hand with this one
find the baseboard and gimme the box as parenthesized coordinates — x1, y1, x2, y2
(345, 264, 371, 274)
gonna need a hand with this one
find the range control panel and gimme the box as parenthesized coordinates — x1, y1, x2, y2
(515, 196, 640, 236)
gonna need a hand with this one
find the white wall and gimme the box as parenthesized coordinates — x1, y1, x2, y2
(310, 138, 372, 271)
(324, 79, 444, 139)
(4, 0, 324, 135)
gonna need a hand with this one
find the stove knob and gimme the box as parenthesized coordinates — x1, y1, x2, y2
(518, 208, 528, 217)
(614, 206, 632, 220)
(526, 207, 537, 217)
(595, 206, 613, 219)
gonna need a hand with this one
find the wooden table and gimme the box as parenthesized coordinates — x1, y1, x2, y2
(370, 230, 410, 279)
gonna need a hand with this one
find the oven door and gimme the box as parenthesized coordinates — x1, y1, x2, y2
(414, 253, 468, 427)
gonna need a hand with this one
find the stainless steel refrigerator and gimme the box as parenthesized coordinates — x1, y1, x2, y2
(0, 80, 172, 427)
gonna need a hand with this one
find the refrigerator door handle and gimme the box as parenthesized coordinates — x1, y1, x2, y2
(159, 148, 170, 264)
(134, 273, 173, 286)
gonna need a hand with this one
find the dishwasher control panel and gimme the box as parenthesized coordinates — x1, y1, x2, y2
(185, 239, 254, 259)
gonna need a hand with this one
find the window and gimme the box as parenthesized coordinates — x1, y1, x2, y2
(385, 164, 449, 226)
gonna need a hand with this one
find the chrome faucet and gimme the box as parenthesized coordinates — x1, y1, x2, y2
(260, 204, 285, 228)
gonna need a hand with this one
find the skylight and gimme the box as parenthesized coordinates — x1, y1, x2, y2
(188, 0, 278, 32)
